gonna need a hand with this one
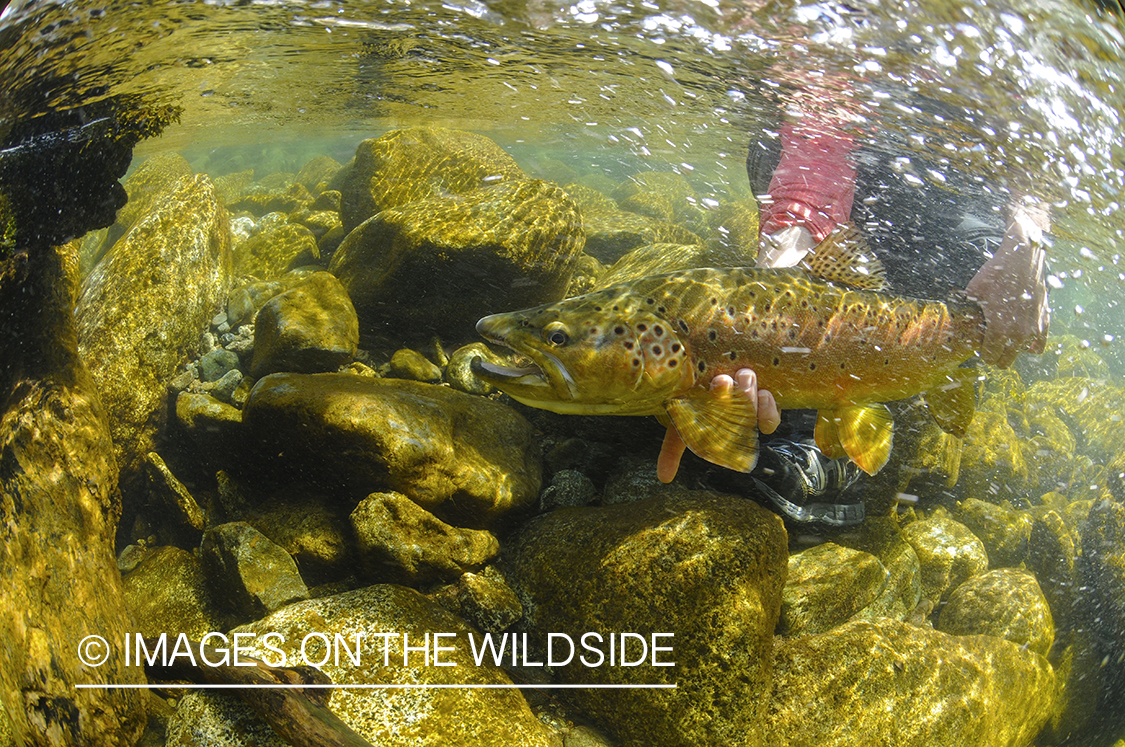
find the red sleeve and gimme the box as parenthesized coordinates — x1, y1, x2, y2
(758, 121, 856, 243)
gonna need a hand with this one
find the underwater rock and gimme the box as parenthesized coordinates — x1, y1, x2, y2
(936, 568, 1055, 656)
(902, 513, 989, 604)
(1026, 507, 1080, 631)
(779, 542, 889, 637)
(143, 451, 205, 534)
(765, 618, 1055, 746)
(236, 492, 354, 587)
(387, 348, 443, 382)
(241, 372, 542, 527)
(503, 490, 788, 747)
(832, 517, 924, 624)
(249, 271, 358, 379)
(428, 566, 524, 634)
(1079, 499, 1125, 647)
(201, 522, 309, 620)
(593, 242, 710, 289)
(76, 172, 232, 510)
(339, 126, 525, 233)
(704, 198, 761, 260)
(1026, 378, 1125, 464)
(295, 154, 342, 193)
(165, 691, 289, 747)
(198, 347, 241, 382)
(613, 171, 704, 231)
(957, 409, 1031, 504)
(228, 181, 313, 218)
(350, 491, 500, 585)
(233, 221, 319, 279)
(445, 342, 507, 394)
(175, 391, 245, 468)
(955, 498, 1033, 569)
(330, 178, 584, 341)
(122, 546, 229, 640)
(582, 207, 702, 264)
(295, 209, 341, 242)
(539, 469, 598, 511)
(81, 151, 193, 275)
(0, 245, 148, 743)
(233, 585, 558, 746)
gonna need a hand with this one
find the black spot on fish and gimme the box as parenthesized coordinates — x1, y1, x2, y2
(653, 345, 663, 356)
(884, 358, 890, 366)
(788, 329, 797, 340)
(595, 306, 602, 312)
(633, 359, 640, 367)
(671, 343, 681, 353)
(677, 319, 689, 334)
(764, 303, 772, 312)
(840, 362, 847, 369)
(728, 351, 737, 361)
(727, 306, 735, 317)
(809, 362, 817, 370)
(624, 341, 635, 350)
(772, 357, 780, 366)
(657, 306, 666, 314)
(646, 298, 655, 305)
(615, 326, 625, 335)
(613, 305, 620, 311)
(801, 300, 809, 308)
(709, 330, 717, 341)
(669, 360, 678, 368)
(637, 324, 648, 332)
(590, 328, 598, 335)
(654, 325, 664, 337)
(711, 297, 718, 305)
(698, 361, 706, 372)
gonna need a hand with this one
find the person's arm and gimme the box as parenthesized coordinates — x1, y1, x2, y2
(964, 200, 1050, 368)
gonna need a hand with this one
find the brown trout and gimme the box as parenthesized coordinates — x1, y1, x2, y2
(472, 231, 985, 476)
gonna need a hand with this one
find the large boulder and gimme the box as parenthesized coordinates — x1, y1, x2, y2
(241, 372, 542, 527)
(76, 173, 232, 497)
(503, 490, 788, 747)
(339, 126, 525, 232)
(936, 568, 1055, 656)
(249, 271, 358, 378)
(330, 178, 584, 341)
(766, 618, 1055, 747)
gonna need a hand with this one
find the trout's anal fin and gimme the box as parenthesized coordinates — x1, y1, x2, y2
(924, 367, 979, 437)
(666, 385, 760, 473)
(814, 403, 894, 476)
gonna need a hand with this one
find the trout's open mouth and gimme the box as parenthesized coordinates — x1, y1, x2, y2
(473, 314, 578, 401)
(470, 357, 546, 386)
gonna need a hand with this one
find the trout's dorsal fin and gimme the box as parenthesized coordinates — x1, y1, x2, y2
(666, 385, 760, 473)
(924, 367, 979, 437)
(800, 223, 888, 291)
(814, 403, 894, 476)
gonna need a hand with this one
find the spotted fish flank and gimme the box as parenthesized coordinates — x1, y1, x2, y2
(472, 230, 986, 476)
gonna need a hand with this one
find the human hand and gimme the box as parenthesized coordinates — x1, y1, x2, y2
(656, 369, 781, 483)
(965, 204, 1050, 369)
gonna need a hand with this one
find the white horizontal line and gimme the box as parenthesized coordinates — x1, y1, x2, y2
(76, 683, 677, 690)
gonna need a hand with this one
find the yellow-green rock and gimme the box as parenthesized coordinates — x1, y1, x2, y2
(340, 126, 525, 232)
(228, 181, 313, 217)
(704, 198, 761, 261)
(388, 348, 442, 382)
(249, 271, 358, 378)
(295, 154, 342, 193)
(834, 516, 924, 623)
(955, 498, 1033, 569)
(76, 173, 232, 496)
(902, 513, 989, 604)
(766, 618, 1055, 746)
(1026, 377, 1125, 462)
(937, 568, 1055, 655)
(331, 178, 584, 341)
(241, 372, 542, 527)
(582, 207, 701, 264)
(234, 585, 557, 745)
(780, 542, 888, 637)
(234, 221, 319, 279)
(503, 490, 788, 747)
(122, 546, 229, 640)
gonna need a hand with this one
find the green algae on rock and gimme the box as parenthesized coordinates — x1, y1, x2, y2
(233, 221, 319, 279)
(351, 491, 500, 585)
(339, 126, 525, 233)
(122, 545, 230, 641)
(779, 542, 889, 637)
(503, 490, 788, 747)
(241, 372, 542, 527)
(330, 177, 585, 341)
(76, 173, 233, 501)
(903, 513, 990, 604)
(233, 585, 557, 746)
(387, 347, 443, 383)
(936, 568, 1055, 656)
(249, 271, 359, 379)
(201, 522, 310, 621)
(766, 618, 1055, 747)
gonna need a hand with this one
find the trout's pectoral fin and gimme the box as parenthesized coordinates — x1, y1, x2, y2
(814, 404, 894, 476)
(924, 368, 978, 438)
(666, 385, 760, 473)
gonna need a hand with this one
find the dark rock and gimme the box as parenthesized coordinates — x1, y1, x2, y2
(539, 469, 597, 510)
(200, 522, 309, 620)
(198, 348, 241, 382)
(248, 271, 358, 378)
(143, 451, 205, 533)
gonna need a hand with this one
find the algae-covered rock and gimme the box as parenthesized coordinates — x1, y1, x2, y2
(1026, 378, 1125, 463)
(704, 198, 761, 260)
(233, 585, 557, 746)
(936, 568, 1055, 656)
(779, 542, 888, 637)
(331, 178, 584, 341)
(1080, 499, 1125, 646)
(504, 490, 788, 747)
(143, 451, 205, 534)
(387, 348, 442, 382)
(175, 391, 245, 467)
(593, 242, 710, 289)
(201, 522, 309, 620)
(235, 491, 354, 586)
(228, 181, 313, 218)
(295, 154, 342, 193)
(340, 126, 525, 232)
(833, 517, 924, 624)
(955, 498, 1033, 569)
(766, 618, 1055, 747)
(249, 271, 358, 378)
(902, 513, 989, 604)
(958, 409, 1031, 504)
(350, 491, 500, 585)
(76, 173, 232, 495)
(234, 221, 319, 279)
(165, 691, 287, 747)
(241, 372, 542, 527)
(446, 342, 507, 394)
(122, 545, 229, 640)
(428, 566, 524, 634)
(582, 208, 701, 264)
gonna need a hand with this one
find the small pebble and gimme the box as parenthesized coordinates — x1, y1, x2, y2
(217, 322, 231, 334)
(212, 311, 229, 328)
(199, 331, 216, 352)
(211, 369, 244, 403)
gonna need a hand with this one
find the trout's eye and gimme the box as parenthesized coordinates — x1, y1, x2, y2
(543, 322, 570, 347)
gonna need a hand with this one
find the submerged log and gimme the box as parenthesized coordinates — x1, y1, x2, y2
(0, 245, 147, 744)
